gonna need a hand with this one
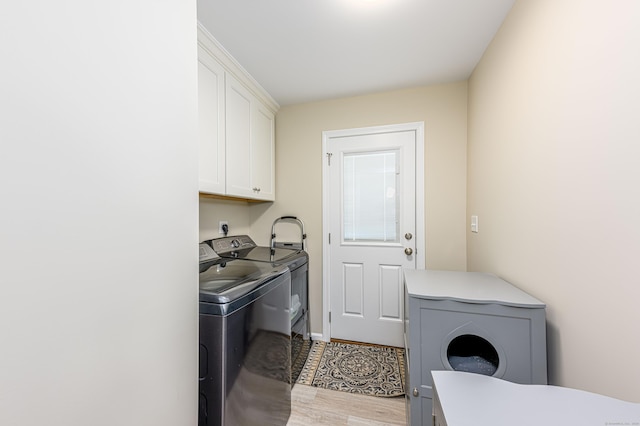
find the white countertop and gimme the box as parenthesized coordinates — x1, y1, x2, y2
(404, 269, 545, 308)
(432, 370, 640, 426)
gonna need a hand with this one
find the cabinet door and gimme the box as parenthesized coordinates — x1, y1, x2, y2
(198, 46, 225, 194)
(225, 73, 254, 199)
(250, 101, 275, 201)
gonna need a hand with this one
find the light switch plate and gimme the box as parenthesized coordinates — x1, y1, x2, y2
(471, 215, 478, 233)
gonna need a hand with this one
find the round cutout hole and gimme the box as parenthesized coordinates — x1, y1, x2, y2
(446, 334, 499, 376)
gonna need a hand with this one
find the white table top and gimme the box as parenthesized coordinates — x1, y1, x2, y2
(404, 269, 545, 308)
(432, 371, 640, 426)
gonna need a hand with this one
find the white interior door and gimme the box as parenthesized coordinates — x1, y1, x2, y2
(323, 123, 423, 348)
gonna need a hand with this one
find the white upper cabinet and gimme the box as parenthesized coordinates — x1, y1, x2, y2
(250, 101, 275, 200)
(225, 73, 276, 201)
(198, 45, 225, 195)
(225, 74, 253, 198)
(197, 23, 278, 202)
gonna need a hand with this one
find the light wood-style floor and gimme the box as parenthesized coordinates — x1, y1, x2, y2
(287, 383, 407, 425)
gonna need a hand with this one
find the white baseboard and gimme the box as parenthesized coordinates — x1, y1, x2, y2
(310, 332, 328, 342)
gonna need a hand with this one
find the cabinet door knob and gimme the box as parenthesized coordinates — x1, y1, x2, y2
(412, 387, 419, 397)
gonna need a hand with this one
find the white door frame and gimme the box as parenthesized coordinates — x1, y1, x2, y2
(321, 122, 425, 342)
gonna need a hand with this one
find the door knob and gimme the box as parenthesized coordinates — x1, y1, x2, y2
(405, 247, 413, 256)
(405, 233, 413, 240)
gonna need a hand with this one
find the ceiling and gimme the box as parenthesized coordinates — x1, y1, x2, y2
(197, 0, 516, 107)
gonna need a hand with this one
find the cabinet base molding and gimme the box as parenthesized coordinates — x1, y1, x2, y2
(199, 192, 271, 203)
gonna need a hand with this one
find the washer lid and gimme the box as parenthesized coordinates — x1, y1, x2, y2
(228, 245, 302, 263)
(199, 259, 288, 304)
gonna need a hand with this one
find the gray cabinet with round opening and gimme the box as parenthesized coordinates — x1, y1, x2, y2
(403, 269, 547, 426)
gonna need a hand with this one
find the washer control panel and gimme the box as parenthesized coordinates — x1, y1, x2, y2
(199, 243, 220, 263)
(210, 235, 256, 255)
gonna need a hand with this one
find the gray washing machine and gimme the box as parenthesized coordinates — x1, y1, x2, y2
(199, 243, 291, 426)
(206, 234, 309, 382)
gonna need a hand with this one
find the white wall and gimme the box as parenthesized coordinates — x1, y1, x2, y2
(0, 2, 199, 425)
(199, 198, 252, 242)
(468, 0, 640, 401)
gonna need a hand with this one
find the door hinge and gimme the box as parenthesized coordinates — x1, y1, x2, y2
(329, 311, 331, 323)
(326, 152, 333, 166)
(328, 233, 331, 244)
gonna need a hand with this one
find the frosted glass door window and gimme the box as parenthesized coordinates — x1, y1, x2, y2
(343, 150, 399, 243)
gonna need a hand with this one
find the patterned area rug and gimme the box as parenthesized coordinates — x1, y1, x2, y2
(296, 341, 405, 397)
(292, 336, 312, 383)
